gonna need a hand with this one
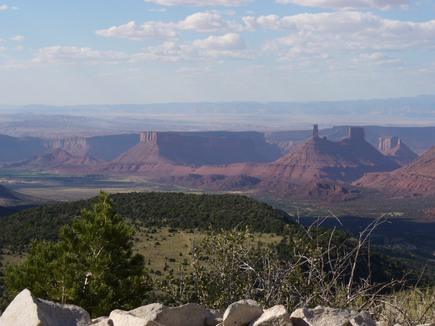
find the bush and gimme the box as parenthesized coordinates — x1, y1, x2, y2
(158, 220, 417, 313)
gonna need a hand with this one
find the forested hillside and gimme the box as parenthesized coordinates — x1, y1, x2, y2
(0, 192, 292, 251)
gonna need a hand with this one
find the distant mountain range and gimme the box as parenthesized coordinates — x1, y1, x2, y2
(2, 95, 435, 136)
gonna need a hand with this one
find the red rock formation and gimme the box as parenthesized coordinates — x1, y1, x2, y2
(10, 148, 100, 170)
(46, 137, 91, 157)
(378, 136, 418, 166)
(356, 146, 435, 197)
(184, 126, 398, 199)
(113, 132, 170, 165)
(257, 126, 399, 195)
(140, 131, 158, 144)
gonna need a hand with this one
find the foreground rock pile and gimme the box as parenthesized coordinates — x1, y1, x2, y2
(0, 289, 433, 326)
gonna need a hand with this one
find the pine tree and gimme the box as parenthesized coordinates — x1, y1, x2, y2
(5, 192, 150, 317)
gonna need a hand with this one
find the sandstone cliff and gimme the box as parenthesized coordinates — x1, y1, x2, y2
(356, 146, 435, 197)
(378, 136, 418, 166)
(256, 127, 399, 197)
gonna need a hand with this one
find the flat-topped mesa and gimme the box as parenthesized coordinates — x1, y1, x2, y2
(313, 124, 319, 139)
(45, 137, 90, 157)
(347, 127, 365, 141)
(140, 131, 158, 145)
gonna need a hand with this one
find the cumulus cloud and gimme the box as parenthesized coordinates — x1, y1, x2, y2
(96, 12, 242, 40)
(276, 0, 409, 10)
(192, 33, 245, 50)
(179, 12, 235, 32)
(96, 21, 178, 40)
(191, 33, 248, 58)
(132, 33, 249, 61)
(144, 0, 249, 6)
(244, 11, 435, 61)
(0, 4, 9, 11)
(32, 33, 248, 66)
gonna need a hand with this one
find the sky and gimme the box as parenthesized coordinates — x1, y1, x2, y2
(1, 0, 435, 105)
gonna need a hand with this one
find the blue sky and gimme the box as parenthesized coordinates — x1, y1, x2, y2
(1, 0, 435, 105)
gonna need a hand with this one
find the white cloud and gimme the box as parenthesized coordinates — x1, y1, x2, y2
(31, 33, 248, 66)
(276, 0, 409, 10)
(133, 33, 249, 61)
(144, 0, 249, 7)
(132, 42, 191, 62)
(32, 46, 127, 64)
(192, 33, 248, 58)
(192, 32, 245, 50)
(179, 12, 233, 32)
(0, 4, 9, 11)
(10, 35, 25, 42)
(96, 21, 178, 40)
(96, 12, 242, 40)
(244, 11, 435, 59)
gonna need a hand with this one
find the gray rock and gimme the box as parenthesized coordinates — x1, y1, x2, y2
(0, 288, 91, 326)
(129, 303, 167, 322)
(155, 303, 214, 326)
(109, 309, 162, 326)
(223, 299, 263, 326)
(110, 302, 212, 326)
(290, 306, 376, 326)
(251, 305, 293, 326)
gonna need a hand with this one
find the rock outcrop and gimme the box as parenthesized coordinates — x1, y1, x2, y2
(140, 132, 158, 145)
(8, 148, 101, 171)
(0, 289, 90, 326)
(108, 302, 216, 326)
(378, 136, 418, 166)
(290, 306, 376, 326)
(108, 131, 282, 171)
(257, 126, 399, 198)
(46, 137, 91, 158)
(356, 146, 435, 197)
(251, 305, 292, 326)
(3, 290, 430, 326)
(221, 299, 263, 326)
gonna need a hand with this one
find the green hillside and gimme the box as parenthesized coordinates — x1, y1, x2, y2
(0, 192, 292, 251)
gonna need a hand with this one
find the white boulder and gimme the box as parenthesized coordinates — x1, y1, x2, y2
(251, 305, 293, 326)
(109, 309, 163, 325)
(223, 299, 263, 326)
(0, 288, 91, 326)
(109, 302, 213, 326)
